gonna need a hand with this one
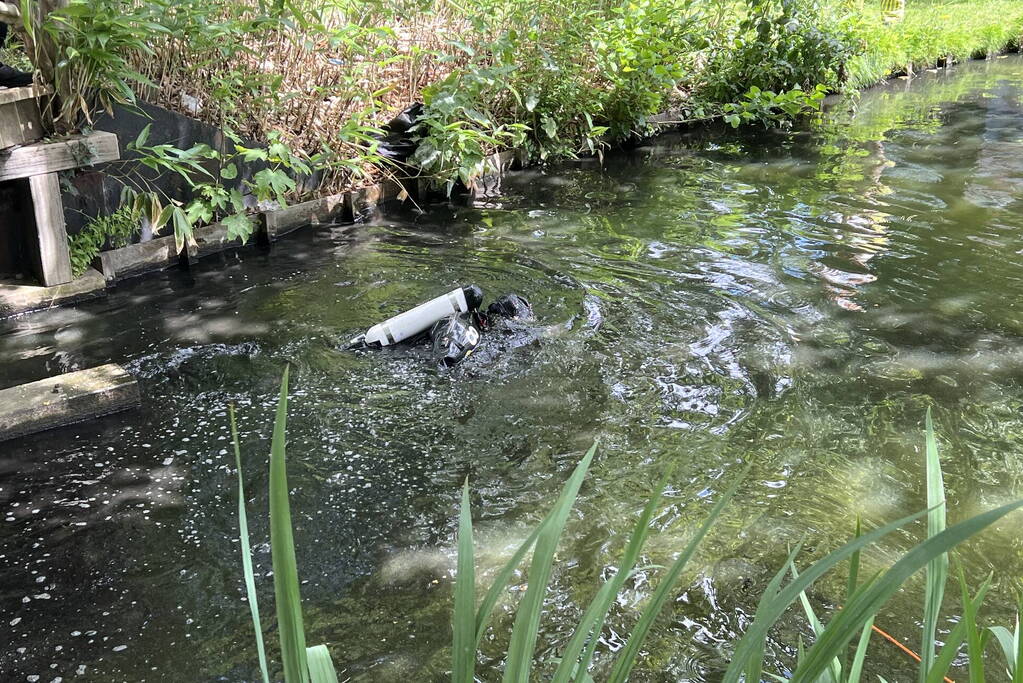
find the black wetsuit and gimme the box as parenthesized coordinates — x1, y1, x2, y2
(0, 22, 33, 89)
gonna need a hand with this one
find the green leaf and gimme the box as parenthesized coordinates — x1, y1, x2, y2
(791, 561, 842, 683)
(790, 500, 1023, 682)
(552, 466, 675, 683)
(848, 617, 874, 683)
(452, 479, 476, 683)
(987, 624, 1018, 680)
(926, 578, 991, 683)
(222, 213, 254, 243)
(746, 543, 805, 683)
(502, 444, 598, 683)
(306, 645, 338, 683)
(269, 366, 310, 683)
(221, 163, 239, 180)
(920, 407, 948, 680)
(721, 506, 932, 683)
(959, 566, 986, 683)
(607, 467, 748, 683)
(230, 405, 270, 683)
(134, 123, 152, 150)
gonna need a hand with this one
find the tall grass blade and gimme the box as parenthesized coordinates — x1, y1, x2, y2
(1017, 599, 1023, 683)
(502, 443, 598, 683)
(925, 577, 991, 683)
(958, 566, 988, 683)
(306, 645, 339, 683)
(745, 543, 805, 683)
(722, 505, 932, 683)
(791, 561, 842, 683)
(474, 523, 543, 647)
(607, 468, 747, 683)
(842, 516, 863, 677)
(848, 616, 874, 683)
(230, 404, 271, 683)
(453, 479, 476, 683)
(989, 626, 1016, 676)
(268, 366, 310, 683)
(551, 466, 674, 683)
(791, 500, 1023, 682)
(987, 594, 1022, 681)
(920, 407, 948, 681)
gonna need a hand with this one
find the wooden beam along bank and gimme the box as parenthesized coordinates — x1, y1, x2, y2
(1, 149, 516, 319)
(0, 364, 140, 442)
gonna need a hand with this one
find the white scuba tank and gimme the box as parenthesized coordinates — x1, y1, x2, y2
(360, 286, 483, 346)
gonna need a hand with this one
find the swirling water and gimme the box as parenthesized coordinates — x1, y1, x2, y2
(3, 57, 1023, 681)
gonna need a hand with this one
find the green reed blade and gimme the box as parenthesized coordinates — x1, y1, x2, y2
(746, 543, 805, 683)
(987, 626, 1015, 680)
(721, 505, 933, 683)
(453, 479, 476, 683)
(230, 404, 271, 683)
(926, 577, 991, 683)
(791, 561, 842, 683)
(551, 465, 674, 683)
(306, 645, 339, 683)
(959, 566, 987, 683)
(791, 500, 1023, 682)
(607, 467, 747, 683)
(848, 616, 874, 683)
(269, 365, 310, 683)
(920, 407, 948, 681)
(501, 443, 597, 683)
(842, 516, 863, 677)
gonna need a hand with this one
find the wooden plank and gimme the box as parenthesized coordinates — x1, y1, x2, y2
(264, 192, 348, 241)
(0, 94, 44, 149)
(97, 234, 182, 282)
(28, 172, 73, 285)
(344, 180, 403, 220)
(0, 86, 51, 108)
(191, 220, 241, 259)
(0, 363, 140, 442)
(0, 267, 106, 318)
(0, 131, 120, 182)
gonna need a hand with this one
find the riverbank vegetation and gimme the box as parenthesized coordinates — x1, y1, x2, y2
(234, 371, 1023, 681)
(5, 0, 1023, 264)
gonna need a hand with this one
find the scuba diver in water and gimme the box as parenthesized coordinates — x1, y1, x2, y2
(348, 285, 535, 366)
(0, 19, 34, 88)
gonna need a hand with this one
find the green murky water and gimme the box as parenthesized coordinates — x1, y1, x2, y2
(3, 57, 1023, 681)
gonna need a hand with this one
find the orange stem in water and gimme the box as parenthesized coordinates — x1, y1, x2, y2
(836, 606, 955, 683)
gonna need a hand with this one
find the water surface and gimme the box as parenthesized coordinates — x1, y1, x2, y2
(3, 57, 1023, 681)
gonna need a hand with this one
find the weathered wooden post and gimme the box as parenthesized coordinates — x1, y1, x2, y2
(1, 0, 121, 288)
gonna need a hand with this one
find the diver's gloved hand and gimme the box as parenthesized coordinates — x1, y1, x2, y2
(429, 312, 482, 366)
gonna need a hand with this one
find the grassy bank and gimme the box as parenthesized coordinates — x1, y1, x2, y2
(848, 0, 1023, 88)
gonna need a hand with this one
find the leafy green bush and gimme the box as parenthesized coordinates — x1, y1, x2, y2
(703, 0, 860, 103)
(41, 0, 163, 133)
(67, 205, 138, 278)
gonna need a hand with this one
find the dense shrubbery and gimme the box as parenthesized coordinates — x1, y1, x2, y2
(5, 0, 1022, 267)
